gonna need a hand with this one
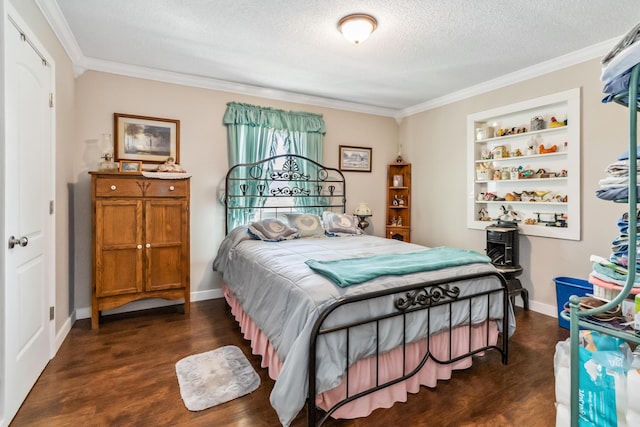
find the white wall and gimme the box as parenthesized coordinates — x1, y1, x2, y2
(401, 58, 636, 315)
(73, 71, 399, 315)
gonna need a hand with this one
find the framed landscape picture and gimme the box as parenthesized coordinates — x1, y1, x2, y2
(119, 160, 142, 173)
(339, 145, 372, 172)
(114, 113, 180, 164)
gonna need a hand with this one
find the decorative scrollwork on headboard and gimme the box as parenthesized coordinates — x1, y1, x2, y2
(271, 187, 311, 196)
(270, 156, 310, 181)
(394, 285, 461, 312)
(223, 154, 347, 234)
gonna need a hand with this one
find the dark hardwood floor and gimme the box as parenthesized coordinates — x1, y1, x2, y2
(11, 299, 569, 426)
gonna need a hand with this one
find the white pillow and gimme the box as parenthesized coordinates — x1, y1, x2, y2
(248, 219, 298, 241)
(322, 211, 363, 235)
(285, 213, 326, 238)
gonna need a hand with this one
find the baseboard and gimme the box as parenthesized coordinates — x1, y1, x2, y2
(53, 313, 74, 356)
(511, 298, 557, 318)
(74, 288, 223, 320)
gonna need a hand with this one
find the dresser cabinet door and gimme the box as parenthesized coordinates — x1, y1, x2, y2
(95, 200, 144, 296)
(144, 199, 188, 292)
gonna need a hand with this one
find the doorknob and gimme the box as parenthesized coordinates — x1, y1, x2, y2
(8, 235, 28, 249)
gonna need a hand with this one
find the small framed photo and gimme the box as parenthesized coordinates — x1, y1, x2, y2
(339, 145, 372, 172)
(114, 113, 180, 164)
(119, 160, 142, 173)
(392, 174, 404, 187)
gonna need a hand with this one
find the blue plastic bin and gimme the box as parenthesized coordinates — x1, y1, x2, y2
(554, 276, 593, 329)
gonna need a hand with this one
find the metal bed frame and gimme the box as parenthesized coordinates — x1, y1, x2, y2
(222, 154, 510, 426)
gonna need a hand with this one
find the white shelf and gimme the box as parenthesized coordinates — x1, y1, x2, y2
(475, 125, 568, 144)
(467, 88, 581, 240)
(475, 200, 568, 206)
(475, 151, 566, 164)
(475, 177, 568, 184)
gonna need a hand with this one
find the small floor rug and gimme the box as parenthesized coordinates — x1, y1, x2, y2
(175, 345, 260, 411)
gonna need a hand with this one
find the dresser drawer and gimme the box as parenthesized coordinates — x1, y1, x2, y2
(146, 179, 188, 197)
(94, 177, 144, 197)
(94, 175, 189, 198)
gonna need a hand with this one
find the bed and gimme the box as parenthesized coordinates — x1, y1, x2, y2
(213, 154, 514, 426)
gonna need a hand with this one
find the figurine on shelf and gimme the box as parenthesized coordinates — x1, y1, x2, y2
(527, 141, 536, 156)
(478, 207, 491, 221)
(397, 195, 405, 205)
(539, 144, 557, 154)
(499, 205, 521, 222)
(157, 156, 186, 173)
(549, 117, 566, 128)
(392, 195, 399, 206)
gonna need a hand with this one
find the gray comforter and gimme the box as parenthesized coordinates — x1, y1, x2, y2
(213, 227, 514, 426)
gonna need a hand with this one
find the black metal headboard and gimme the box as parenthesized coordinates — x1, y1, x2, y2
(223, 155, 346, 233)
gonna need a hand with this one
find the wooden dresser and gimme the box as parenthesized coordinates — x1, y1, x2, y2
(90, 172, 190, 329)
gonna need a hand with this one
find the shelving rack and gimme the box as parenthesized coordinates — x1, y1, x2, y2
(564, 63, 640, 426)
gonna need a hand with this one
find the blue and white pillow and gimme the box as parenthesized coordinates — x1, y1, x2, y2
(285, 213, 326, 238)
(322, 211, 363, 235)
(248, 219, 298, 241)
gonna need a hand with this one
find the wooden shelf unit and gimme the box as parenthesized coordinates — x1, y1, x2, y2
(386, 162, 411, 242)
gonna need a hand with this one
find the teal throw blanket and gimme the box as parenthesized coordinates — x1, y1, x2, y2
(305, 247, 491, 287)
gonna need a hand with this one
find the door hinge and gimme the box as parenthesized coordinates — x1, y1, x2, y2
(49, 93, 54, 108)
(49, 200, 54, 215)
(49, 306, 54, 321)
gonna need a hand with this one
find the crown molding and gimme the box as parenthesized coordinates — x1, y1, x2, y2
(84, 57, 399, 117)
(397, 38, 617, 118)
(35, 0, 86, 76)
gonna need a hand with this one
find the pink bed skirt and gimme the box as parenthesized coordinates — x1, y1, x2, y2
(222, 283, 499, 420)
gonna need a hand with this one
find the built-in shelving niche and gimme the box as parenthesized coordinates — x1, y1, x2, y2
(466, 88, 581, 240)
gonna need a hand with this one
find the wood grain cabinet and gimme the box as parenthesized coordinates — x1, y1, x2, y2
(90, 172, 190, 329)
(385, 162, 411, 242)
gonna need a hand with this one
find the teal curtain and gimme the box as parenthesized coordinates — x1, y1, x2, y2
(223, 102, 326, 228)
(286, 130, 326, 215)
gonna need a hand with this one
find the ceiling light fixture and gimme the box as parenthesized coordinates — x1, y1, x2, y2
(338, 14, 377, 44)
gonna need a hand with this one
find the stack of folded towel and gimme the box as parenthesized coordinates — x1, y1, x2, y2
(589, 210, 640, 299)
(596, 150, 640, 201)
(602, 21, 640, 103)
(592, 21, 640, 300)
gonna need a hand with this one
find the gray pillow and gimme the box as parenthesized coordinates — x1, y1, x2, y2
(248, 219, 298, 241)
(322, 211, 363, 235)
(285, 213, 326, 238)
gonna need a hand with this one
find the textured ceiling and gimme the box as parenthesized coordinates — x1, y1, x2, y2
(45, 0, 640, 116)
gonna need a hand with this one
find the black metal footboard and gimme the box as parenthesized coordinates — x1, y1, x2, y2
(307, 270, 509, 426)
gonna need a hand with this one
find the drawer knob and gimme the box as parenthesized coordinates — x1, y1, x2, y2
(146, 243, 151, 248)
(169, 185, 175, 191)
(137, 244, 142, 249)
(110, 185, 116, 191)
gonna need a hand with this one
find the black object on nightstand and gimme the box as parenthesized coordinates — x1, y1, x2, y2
(486, 221, 529, 310)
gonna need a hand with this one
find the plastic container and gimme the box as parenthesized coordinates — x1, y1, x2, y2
(554, 277, 593, 329)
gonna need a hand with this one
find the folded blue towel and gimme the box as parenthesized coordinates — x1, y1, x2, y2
(305, 246, 490, 287)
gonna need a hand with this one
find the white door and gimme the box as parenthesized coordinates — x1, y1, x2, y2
(4, 9, 53, 424)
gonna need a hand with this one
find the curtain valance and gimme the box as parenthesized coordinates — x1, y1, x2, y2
(223, 102, 326, 134)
